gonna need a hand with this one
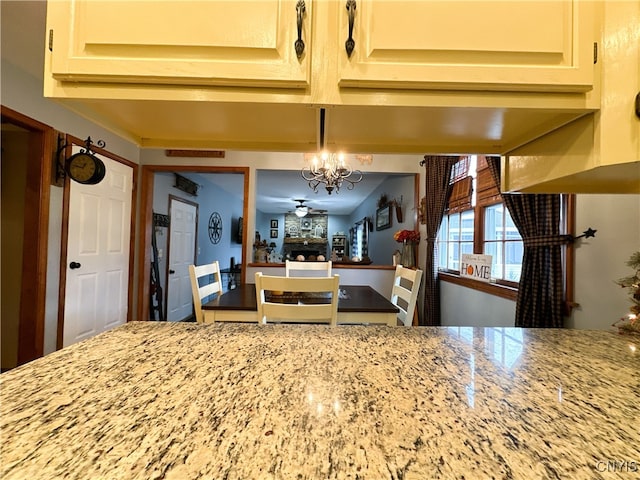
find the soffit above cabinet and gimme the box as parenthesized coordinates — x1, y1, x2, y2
(57, 97, 593, 154)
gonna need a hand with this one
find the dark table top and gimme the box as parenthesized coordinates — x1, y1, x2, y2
(203, 284, 399, 314)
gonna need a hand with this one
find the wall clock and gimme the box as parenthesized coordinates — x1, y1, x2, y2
(208, 212, 223, 244)
(65, 151, 106, 185)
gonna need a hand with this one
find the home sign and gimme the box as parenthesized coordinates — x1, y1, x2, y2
(460, 254, 493, 283)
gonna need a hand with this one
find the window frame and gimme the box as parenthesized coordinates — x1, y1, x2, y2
(478, 200, 522, 289)
(438, 156, 576, 308)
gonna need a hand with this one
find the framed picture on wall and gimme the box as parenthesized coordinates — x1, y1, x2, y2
(270, 229, 278, 238)
(270, 219, 278, 228)
(376, 204, 392, 231)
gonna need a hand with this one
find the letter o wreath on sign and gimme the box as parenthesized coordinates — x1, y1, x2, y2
(208, 212, 222, 244)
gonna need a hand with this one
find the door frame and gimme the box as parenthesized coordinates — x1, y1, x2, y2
(138, 165, 249, 322)
(165, 195, 198, 320)
(0, 106, 52, 365)
(57, 134, 138, 349)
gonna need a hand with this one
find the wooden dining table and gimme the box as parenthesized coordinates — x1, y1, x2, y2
(202, 284, 399, 326)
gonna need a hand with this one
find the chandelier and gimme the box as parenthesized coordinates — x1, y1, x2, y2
(300, 108, 363, 195)
(301, 152, 363, 195)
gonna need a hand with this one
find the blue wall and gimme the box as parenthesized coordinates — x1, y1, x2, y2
(191, 173, 244, 276)
(254, 174, 415, 264)
(153, 172, 244, 296)
(349, 174, 415, 264)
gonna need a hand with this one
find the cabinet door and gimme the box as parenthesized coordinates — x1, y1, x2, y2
(338, 0, 595, 93)
(48, 0, 311, 88)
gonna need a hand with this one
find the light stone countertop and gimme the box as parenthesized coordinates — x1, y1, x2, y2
(1, 322, 638, 479)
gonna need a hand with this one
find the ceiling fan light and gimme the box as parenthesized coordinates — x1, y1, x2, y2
(295, 206, 308, 217)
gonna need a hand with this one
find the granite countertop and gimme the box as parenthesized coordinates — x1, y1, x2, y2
(1, 322, 638, 479)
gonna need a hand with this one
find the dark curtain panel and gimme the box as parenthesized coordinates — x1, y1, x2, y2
(421, 155, 460, 326)
(487, 157, 571, 327)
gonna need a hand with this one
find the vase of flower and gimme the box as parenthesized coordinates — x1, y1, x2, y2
(400, 241, 416, 268)
(394, 229, 420, 268)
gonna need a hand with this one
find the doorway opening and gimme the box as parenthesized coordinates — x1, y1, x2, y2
(139, 165, 249, 322)
(1, 106, 52, 370)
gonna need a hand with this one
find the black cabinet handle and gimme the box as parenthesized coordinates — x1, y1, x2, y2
(169, 269, 176, 274)
(345, 0, 356, 57)
(69, 261, 81, 269)
(635, 92, 640, 119)
(295, 0, 306, 59)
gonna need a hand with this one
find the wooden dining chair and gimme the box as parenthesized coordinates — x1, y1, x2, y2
(188, 260, 223, 323)
(255, 272, 340, 326)
(390, 265, 423, 326)
(285, 260, 332, 277)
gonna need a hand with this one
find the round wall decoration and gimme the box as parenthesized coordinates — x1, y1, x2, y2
(208, 212, 223, 244)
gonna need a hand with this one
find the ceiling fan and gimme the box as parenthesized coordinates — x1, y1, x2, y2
(292, 199, 326, 217)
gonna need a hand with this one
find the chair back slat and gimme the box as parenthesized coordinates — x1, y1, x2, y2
(285, 260, 332, 277)
(390, 265, 423, 326)
(189, 261, 223, 323)
(255, 272, 340, 326)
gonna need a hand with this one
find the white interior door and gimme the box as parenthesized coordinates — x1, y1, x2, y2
(63, 153, 133, 347)
(166, 198, 197, 321)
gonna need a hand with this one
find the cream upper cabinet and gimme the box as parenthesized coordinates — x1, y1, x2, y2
(47, 0, 311, 88)
(337, 0, 595, 93)
(501, 1, 639, 194)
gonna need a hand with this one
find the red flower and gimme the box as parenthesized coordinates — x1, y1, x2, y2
(394, 230, 420, 243)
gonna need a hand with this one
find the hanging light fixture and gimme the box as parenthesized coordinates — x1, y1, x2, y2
(301, 108, 363, 195)
(293, 199, 310, 217)
(294, 201, 309, 217)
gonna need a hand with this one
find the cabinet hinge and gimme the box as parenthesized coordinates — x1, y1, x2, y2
(593, 42, 597, 64)
(48, 29, 53, 52)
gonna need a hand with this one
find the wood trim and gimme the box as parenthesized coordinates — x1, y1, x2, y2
(56, 137, 72, 350)
(439, 271, 518, 301)
(1, 106, 53, 365)
(138, 165, 250, 322)
(165, 149, 225, 158)
(139, 168, 154, 323)
(57, 135, 139, 348)
(413, 172, 420, 265)
(564, 194, 577, 315)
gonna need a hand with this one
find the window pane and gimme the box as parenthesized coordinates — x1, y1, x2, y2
(461, 210, 474, 241)
(438, 216, 448, 241)
(505, 241, 523, 282)
(505, 208, 517, 231)
(437, 242, 448, 269)
(448, 213, 460, 241)
(484, 204, 500, 241)
(451, 243, 460, 270)
(484, 241, 500, 279)
(485, 242, 504, 278)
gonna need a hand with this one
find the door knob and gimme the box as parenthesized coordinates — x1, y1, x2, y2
(169, 269, 175, 274)
(69, 261, 81, 269)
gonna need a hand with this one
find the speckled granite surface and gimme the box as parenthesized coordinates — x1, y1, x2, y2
(1, 322, 638, 479)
